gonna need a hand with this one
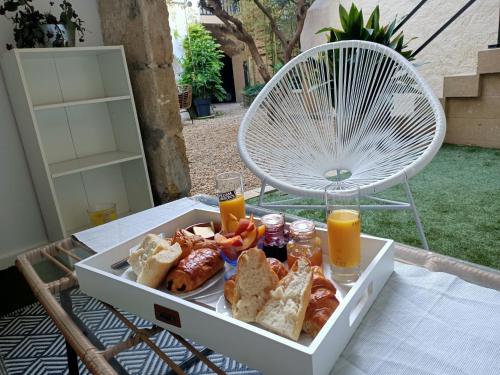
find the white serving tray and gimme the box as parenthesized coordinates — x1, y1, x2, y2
(76, 208, 394, 375)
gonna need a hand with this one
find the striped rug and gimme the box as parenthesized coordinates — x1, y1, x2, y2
(0, 289, 260, 374)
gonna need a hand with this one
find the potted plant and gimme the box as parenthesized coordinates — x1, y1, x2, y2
(0, 0, 85, 49)
(316, 4, 414, 110)
(44, 0, 85, 47)
(242, 83, 265, 108)
(180, 24, 226, 117)
(317, 4, 414, 60)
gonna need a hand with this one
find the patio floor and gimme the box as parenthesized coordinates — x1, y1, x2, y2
(182, 103, 261, 196)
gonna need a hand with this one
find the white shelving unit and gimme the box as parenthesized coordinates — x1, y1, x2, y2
(1, 46, 154, 240)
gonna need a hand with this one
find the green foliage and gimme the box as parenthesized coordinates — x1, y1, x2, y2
(0, 0, 85, 49)
(249, 145, 500, 270)
(243, 83, 265, 97)
(318, 4, 414, 61)
(180, 24, 226, 101)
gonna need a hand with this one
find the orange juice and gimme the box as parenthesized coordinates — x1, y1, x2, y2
(219, 194, 246, 233)
(327, 209, 360, 268)
(87, 204, 117, 226)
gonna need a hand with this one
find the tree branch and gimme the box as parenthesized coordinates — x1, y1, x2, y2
(285, 0, 308, 60)
(200, 0, 272, 82)
(252, 0, 288, 47)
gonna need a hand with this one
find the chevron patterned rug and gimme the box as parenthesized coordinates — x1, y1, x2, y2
(0, 289, 261, 375)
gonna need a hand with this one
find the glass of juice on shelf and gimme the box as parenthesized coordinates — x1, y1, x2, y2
(287, 220, 323, 268)
(87, 203, 117, 227)
(325, 184, 361, 284)
(216, 171, 246, 234)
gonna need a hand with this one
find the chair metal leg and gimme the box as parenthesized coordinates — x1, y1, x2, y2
(403, 178, 429, 250)
(258, 180, 267, 206)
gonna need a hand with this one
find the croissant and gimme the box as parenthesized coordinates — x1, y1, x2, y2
(303, 266, 339, 337)
(171, 230, 217, 259)
(224, 257, 288, 304)
(166, 247, 223, 293)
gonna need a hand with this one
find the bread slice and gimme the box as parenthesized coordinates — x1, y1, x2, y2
(129, 234, 170, 275)
(256, 257, 313, 341)
(232, 248, 279, 322)
(136, 242, 182, 288)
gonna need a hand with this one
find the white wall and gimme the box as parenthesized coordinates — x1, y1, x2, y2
(167, 0, 201, 78)
(302, 0, 500, 97)
(0, 0, 103, 268)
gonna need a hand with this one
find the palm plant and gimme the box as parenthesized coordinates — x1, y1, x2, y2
(317, 4, 414, 61)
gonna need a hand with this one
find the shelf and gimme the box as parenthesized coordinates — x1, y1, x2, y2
(49, 151, 143, 178)
(33, 95, 131, 111)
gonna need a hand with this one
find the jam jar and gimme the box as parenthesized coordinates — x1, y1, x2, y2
(287, 220, 323, 268)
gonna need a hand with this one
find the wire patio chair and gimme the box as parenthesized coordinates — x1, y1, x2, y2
(238, 41, 446, 249)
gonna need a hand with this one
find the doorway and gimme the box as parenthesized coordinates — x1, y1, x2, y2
(215, 53, 236, 103)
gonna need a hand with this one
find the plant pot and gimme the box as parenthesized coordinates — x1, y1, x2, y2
(193, 98, 212, 117)
(242, 93, 257, 108)
(40, 24, 75, 47)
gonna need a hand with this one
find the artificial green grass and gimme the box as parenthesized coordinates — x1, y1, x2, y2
(248, 144, 500, 270)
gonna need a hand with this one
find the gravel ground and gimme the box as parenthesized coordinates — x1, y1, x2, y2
(183, 103, 261, 196)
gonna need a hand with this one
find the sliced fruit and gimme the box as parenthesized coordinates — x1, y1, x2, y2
(257, 224, 265, 239)
(215, 233, 243, 248)
(234, 219, 251, 235)
(244, 222, 256, 234)
(239, 229, 257, 250)
(226, 214, 240, 233)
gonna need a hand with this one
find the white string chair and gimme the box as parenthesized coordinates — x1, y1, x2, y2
(238, 41, 446, 249)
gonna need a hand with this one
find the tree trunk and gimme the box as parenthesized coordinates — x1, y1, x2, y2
(97, 0, 191, 203)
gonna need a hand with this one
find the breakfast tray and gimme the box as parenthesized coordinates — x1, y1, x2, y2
(76, 207, 394, 375)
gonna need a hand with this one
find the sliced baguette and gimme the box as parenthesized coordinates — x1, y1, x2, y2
(256, 257, 313, 341)
(136, 242, 182, 288)
(232, 248, 279, 322)
(129, 234, 171, 275)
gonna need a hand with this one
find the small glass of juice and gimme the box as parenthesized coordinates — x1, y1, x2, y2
(325, 185, 361, 284)
(87, 203, 117, 227)
(216, 171, 246, 234)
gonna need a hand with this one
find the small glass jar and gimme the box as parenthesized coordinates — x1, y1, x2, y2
(261, 213, 288, 262)
(287, 220, 323, 268)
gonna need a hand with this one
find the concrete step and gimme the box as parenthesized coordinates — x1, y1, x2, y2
(443, 74, 480, 98)
(477, 48, 500, 74)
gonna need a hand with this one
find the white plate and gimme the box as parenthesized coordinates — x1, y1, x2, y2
(121, 266, 224, 299)
(122, 233, 224, 299)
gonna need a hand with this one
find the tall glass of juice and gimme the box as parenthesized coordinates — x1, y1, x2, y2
(216, 172, 246, 233)
(325, 184, 361, 284)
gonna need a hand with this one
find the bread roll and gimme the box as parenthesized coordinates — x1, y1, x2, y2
(256, 257, 313, 341)
(129, 234, 171, 275)
(303, 266, 339, 336)
(232, 248, 279, 322)
(136, 244, 182, 288)
(224, 257, 287, 305)
(128, 234, 182, 288)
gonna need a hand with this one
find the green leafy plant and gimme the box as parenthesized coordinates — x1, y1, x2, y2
(0, 0, 85, 49)
(48, 0, 86, 45)
(318, 4, 414, 61)
(180, 24, 226, 101)
(243, 83, 265, 97)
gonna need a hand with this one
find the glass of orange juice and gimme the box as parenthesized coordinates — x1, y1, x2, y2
(216, 172, 246, 234)
(87, 203, 117, 227)
(325, 184, 361, 284)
